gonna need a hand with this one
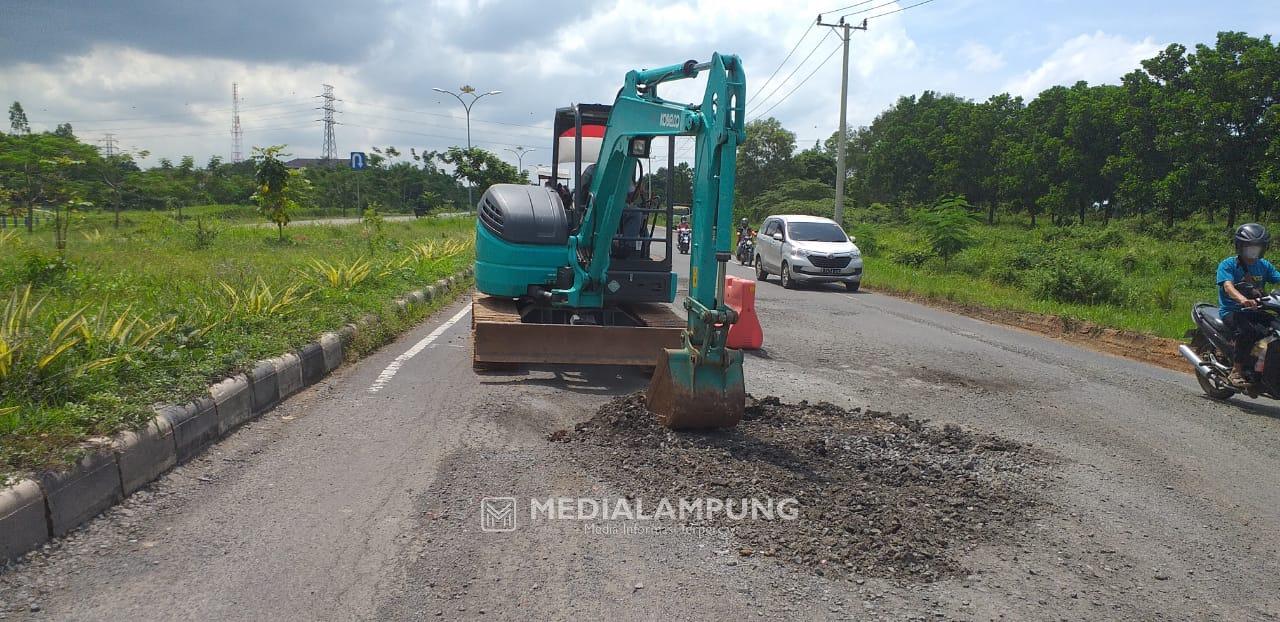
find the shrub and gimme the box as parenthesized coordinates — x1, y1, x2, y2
(951, 247, 997, 278)
(848, 225, 878, 256)
(193, 217, 219, 250)
(22, 251, 74, 286)
(891, 246, 933, 267)
(1153, 279, 1176, 311)
(1031, 255, 1124, 305)
(1118, 249, 1140, 272)
(1078, 227, 1128, 251)
(1008, 246, 1044, 271)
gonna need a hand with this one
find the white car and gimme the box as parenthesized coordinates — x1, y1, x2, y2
(754, 215, 863, 291)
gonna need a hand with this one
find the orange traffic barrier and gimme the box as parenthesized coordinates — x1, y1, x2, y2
(724, 276, 763, 350)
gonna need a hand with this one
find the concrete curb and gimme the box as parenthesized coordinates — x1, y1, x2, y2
(319, 332, 343, 372)
(112, 417, 177, 496)
(157, 398, 219, 465)
(0, 267, 472, 562)
(0, 480, 48, 561)
(39, 444, 123, 537)
(211, 374, 254, 434)
(275, 353, 304, 400)
(248, 359, 280, 414)
(299, 342, 327, 386)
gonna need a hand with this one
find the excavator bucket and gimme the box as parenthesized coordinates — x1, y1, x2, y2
(646, 345, 745, 429)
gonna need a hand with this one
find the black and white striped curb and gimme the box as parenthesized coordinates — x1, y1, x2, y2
(1, 268, 473, 562)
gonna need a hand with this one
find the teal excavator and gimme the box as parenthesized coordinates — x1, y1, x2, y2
(470, 53, 746, 428)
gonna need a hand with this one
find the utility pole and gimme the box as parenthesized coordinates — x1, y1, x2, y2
(817, 15, 867, 226)
(317, 84, 339, 164)
(231, 83, 243, 163)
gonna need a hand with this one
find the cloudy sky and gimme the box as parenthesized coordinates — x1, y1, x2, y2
(1, 0, 1275, 171)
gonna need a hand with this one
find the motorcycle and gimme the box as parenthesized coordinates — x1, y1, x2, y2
(736, 237, 754, 266)
(1181, 288, 1280, 400)
(677, 228, 691, 255)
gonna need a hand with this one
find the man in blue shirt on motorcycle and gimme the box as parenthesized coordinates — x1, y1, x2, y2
(1217, 223, 1280, 389)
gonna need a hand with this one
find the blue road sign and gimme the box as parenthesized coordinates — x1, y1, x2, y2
(350, 151, 367, 170)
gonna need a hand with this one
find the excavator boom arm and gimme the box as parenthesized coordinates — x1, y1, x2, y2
(556, 54, 746, 317)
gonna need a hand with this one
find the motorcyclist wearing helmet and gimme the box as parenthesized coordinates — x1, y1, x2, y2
(737, 217, 755, 245)
(1218, 223, 1280, 389)
(677, 215, 690, 232)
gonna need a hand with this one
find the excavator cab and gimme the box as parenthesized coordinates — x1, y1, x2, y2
(551, 104, 676, 302)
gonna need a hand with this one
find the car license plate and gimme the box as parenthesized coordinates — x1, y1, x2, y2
(820, 268, 842, 275)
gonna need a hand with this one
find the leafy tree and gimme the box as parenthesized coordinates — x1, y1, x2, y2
(918, 195, 978, 267)
(793, 142, 835, 186)
(745, 178, 833, 222)
(438, 147, 526, 194)
(252, 145, 306, 241)
(418, 190, 443, 215)
(643, 162, 693, 208)
(8, 102, 29, 134)
(53, 123, 74, 139)
(736, 117, 796, 206)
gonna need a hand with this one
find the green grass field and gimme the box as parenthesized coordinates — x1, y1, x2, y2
(0, 210, 474, 478)
(849, 212, 1241, 339)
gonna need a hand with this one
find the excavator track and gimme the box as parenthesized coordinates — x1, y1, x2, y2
(471, 294, 684, 368)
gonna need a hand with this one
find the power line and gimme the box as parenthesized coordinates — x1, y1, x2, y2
(839, 0, 939, 19)
(340, 109, 546, 138)
(343, 99, 550, 131)
(61, 99, 313, 125)
(72, 102, 316, 132)
(109, 123, 315, 141)
(340, 121, 534, 149)
(820, 0, 878, 15)
(750, 21, 816, 105)
(862, 0, 941, 20)
(746, 30, 834, 117)
(749, 40, 843, 121)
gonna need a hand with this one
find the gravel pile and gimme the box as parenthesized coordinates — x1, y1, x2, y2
(552, 393, 1048, 582)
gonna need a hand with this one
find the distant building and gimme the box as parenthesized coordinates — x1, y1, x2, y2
(283, 158, 340, 169)
(535, 165, 571, 186)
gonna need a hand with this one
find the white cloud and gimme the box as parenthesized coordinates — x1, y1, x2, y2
(959, 42, 1005, 72)
(1004, 31, 1161, 98)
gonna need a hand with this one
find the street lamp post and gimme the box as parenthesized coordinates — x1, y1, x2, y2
(433, 85, 502, 209)
(504, 146, 537, 183)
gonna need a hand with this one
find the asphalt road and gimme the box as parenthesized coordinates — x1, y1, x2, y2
(2, 249, 1279, 620)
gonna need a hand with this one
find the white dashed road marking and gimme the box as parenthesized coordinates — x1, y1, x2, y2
(367, 305, 472, 393)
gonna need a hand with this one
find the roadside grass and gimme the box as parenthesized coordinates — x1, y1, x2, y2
(848, 212, 1240, 340)
(0, 212, 474, 478)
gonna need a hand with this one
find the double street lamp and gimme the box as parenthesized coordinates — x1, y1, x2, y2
(504, 146, 537, 183)
(433, 85, 502, 208)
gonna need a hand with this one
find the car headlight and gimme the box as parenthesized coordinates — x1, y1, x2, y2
(850, 246, 861, 257)
(790, 248, 812, 258)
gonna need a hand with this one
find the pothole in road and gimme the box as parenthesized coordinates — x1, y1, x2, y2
(551, 393, 1051, 582)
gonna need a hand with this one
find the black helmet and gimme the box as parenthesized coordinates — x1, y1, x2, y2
(740, 218, 748, 225)
(1234, 223, 1270, 258)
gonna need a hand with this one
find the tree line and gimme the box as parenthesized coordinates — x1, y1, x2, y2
(0, 102, 527, 227)
(722, 31, 1278, 229)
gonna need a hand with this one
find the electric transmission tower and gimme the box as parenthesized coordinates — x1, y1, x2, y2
(231, 82, 243, 163)
(99, 133, 118, 158)
(317, 84, 338, 163)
